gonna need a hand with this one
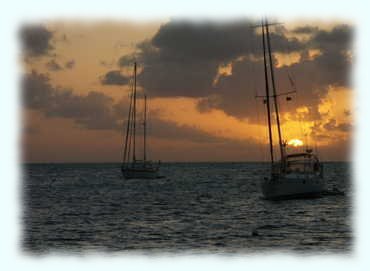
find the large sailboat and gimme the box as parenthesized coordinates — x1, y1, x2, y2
(258, 19, 326, 199)
(121, 62, 160, 179)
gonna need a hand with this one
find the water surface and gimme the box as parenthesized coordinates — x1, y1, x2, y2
(23, 162, 352, 254)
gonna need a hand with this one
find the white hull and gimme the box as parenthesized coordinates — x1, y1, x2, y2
(262, 174, 326, 200)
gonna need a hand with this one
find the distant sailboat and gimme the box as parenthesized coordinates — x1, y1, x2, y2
(258, 19, 326, 199)
(121, 62, 160, 179)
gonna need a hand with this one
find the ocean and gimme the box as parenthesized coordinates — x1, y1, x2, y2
(22, 162, 352, 254)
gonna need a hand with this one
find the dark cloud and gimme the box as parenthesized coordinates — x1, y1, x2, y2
(45, 59, 62, 71)
(336, 122, 352, 132)
(22, 71, 120, 130)
(310, 117, 352, 146)
(323, 118, 337, 130)
(197, 95, 223, 113)
(292, 26, 319, 34)
(307, 120, 351, 161)
(23, 71, 53, 109)
(147, 117, 222, 143)
(311, 24, 352, 51)
(23, 124, 39, 135)
(113, 99, 226, 143)
(65, 59, 75, 69)
(323, 118, 352, 132)
(20, 25, 53, 57)
(195, 24, 353, 122)
(100, 70, 130, 85)
(22, 71, 228, 144)
(344, 109, 351, 116)
(150, 20, 303, 62)
(116, 20, 351, 127)
(118, 19, 305, 98)
(138, 55, 218, 97)
(151, 20, 257, 62)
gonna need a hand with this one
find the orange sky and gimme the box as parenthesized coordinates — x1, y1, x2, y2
(21, 19, 353, 162)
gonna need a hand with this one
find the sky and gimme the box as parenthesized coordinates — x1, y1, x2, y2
(21, 18, 353, 162)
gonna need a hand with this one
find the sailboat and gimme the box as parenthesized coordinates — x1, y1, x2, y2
(121, 62, 160, 179)
(258, 19, 326, 199)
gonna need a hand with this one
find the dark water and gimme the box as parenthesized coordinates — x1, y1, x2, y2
(23, 162, 352, 254)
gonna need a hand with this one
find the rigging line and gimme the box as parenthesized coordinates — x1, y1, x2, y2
(265, 18, 284, 161)
(132, 62, 137, 161)
(285, 29, 307, 149)
(254, 84, 266, 161)
(122, 81, 134, 166)
(249, 46, 265, 161)
(127, 93, 134, 165)
(288, 61, 306, 149)
(284, 27, 303, 146)
(127, 76, 135, 165)
(262, 21, 274, 164)
(143, 94, 147, 161)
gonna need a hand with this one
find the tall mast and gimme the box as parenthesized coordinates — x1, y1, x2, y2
(122, 85, 134, 166)
(265, 19, 284, 160)
(143, 94, 147, 161)
(132, 62, 137, 161)
(262, 22, 274, 163)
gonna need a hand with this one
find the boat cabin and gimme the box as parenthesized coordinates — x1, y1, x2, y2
(285, 152, 320, 173)
(272, 151, 322, 175)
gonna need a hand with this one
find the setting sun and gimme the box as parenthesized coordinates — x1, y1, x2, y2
(288, 139, 304, 147)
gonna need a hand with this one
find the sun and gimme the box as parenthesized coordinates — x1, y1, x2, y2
(288, 139, 303, 147)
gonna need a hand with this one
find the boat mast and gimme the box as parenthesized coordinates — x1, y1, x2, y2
(122, 83, 134, 166)
(262, 21, 274, 163)
(265, 19, 284, 161)
(132, 62, 137, 162)
(143, 94, 147, 161)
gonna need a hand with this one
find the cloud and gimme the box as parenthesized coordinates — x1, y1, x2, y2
(116, 20, 351, 128)
(311, 24, 352, 51)
(292, 26, 319, 34)
(150, 20, 303, 62)
(20, 25, 53, 57)
(118, 19, 305, 98)
(195, 24, 353, 122)
(146, 117, 222, 143)
(344, 109, 351, 116)
(100, 70, 130, 85)
(336, 122, 352, 132)
(22, 71, 121, 130)
(64, 59, 75, 69)
(323, 118, 352, 132)
(45, 59, 62, 71)
(23, 124, 39, 135)
(323, 118, 337, 130)
(22, 71, 228, 144)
